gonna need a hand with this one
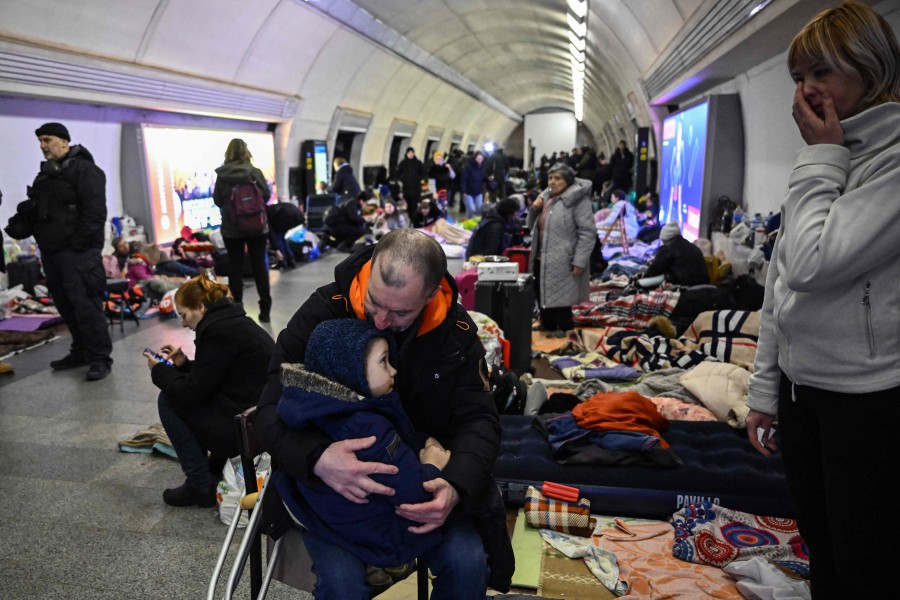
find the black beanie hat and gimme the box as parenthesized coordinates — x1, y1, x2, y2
(305, 319, 396, 397)
(35, 122, 70, 141)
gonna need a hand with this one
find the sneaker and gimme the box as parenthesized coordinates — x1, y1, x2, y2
(162, 481, 216, 508)
(383, 561, 416, 582)
(365, 566, 393, 595)
(86, 362, 112, 381)
(50, 353, 89, 370)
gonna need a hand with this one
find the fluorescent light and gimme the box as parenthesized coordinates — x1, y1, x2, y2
(567, 0, 587, 123)
(569, 44, 585, 63)
(749, 0, 773, 17)
(569, 30, 586, 51)
(567, 13, 586, 37)
(567, 0, 588, 19)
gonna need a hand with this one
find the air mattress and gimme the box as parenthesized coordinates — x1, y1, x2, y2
(494, 415, 792, 520)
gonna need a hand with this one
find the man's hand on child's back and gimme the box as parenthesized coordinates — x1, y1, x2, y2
(314, 436, 399, 504)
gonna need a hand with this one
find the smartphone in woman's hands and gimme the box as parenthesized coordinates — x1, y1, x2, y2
(144, 347, 174, 366)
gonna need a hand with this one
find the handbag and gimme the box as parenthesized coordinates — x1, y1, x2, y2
(524, 484, 594, 537)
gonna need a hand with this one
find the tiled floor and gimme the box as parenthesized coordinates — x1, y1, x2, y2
(0, 253, 351, 599)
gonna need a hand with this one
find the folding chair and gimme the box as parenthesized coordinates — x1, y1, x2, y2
(208, 406, 430, 599)
(104, 278, 140, 332)
(208, 406, 283, 600)
(599, 209, 630, 255)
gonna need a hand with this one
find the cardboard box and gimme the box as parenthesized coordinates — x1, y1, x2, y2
(477, 262, 519, 282)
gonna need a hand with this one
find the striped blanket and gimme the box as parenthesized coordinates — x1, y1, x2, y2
(572, 310, 759, 373)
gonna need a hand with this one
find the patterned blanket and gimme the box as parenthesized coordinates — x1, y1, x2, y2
(570, 310, 760, 373)
(572, 288, 681, 329)
(546, 351, 642, 382)
(672, 501, 809, 579)
(678, 310, 760, 371)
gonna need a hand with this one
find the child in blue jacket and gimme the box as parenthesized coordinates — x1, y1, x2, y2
(272, 319, 450, 567)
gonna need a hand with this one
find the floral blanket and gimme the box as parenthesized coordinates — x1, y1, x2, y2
(672, 501, 809, 579)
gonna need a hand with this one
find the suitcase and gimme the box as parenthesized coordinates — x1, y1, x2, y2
(454, 268, 478, 311)
(6, 257, 43, 295)
(305, 194, 338, 232)
(474, 274, 534, 375)
(502, 246, 530, 273)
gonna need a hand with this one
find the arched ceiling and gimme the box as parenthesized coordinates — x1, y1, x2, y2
(0, 0, 849, 157)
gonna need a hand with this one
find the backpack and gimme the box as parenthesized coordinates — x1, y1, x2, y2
(489, 365, 527, 415)
(229, 178, 266, 232)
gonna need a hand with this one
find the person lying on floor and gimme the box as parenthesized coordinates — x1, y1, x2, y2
(273, 318, 451, 568)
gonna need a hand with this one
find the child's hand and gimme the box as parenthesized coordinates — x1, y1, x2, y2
(419, 437, 451, 471)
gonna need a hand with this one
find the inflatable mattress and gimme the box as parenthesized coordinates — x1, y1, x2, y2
(494, 415, 792, 520)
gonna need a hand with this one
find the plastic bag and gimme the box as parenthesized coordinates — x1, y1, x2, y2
(216, 453, 270, 528)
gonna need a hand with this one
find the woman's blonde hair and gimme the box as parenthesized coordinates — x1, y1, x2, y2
(224, 138, 252, 163)
(788, 1, 900, 106)
(175, 275, 233, 311)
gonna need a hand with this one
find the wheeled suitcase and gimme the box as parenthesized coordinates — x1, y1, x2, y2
(502, 246, 530, 273)
(454, 268, 478, 311)
(474, 274, 534, 375)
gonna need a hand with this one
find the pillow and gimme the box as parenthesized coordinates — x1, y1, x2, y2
(679, 361, 750, 428)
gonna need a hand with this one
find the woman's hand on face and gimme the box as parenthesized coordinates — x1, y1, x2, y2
(792, 83, 844, 146)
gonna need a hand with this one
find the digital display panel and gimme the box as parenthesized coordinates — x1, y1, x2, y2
(658, 101, 708, 242)
(142, 126, 276, 243)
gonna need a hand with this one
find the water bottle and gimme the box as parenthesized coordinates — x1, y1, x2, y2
(733, 206, 744, 224)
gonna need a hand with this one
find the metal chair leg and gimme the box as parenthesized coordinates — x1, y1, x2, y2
(416, 557, 429, 599)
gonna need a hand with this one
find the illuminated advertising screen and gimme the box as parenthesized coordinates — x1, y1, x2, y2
(142, 126, 276, 243)
(659, 101, 708, 242)
(313, 141, 329, 188)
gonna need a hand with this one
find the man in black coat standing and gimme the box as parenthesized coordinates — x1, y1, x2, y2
(330, 157, 361, 200)
(609, 140, 635, 192)
(396, 147, 425, 219)
(13, 123, 113, 380)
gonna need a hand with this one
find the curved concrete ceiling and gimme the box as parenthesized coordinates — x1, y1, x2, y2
(0, 0, 852, 161)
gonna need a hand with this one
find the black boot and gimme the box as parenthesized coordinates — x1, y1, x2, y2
(163, 480, 216, 507)
(259, 298, 272, 323)
(51, 353, 89, 370)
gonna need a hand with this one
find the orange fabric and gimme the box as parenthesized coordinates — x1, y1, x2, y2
(571, 391, 671, 448)
(499, 336, 511, 368)
(347, 258, 453, 338)
(592, 519, 743, 599)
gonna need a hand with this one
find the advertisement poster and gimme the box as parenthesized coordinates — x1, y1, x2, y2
(659, 102, 708, 242)
(142, 127, 276, 244)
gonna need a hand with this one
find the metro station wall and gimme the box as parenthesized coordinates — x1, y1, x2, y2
(0, 112, 122, 228)
(700, 3, 900, 218)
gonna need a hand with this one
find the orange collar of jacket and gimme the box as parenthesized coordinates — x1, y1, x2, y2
(348, 259, 453, 337)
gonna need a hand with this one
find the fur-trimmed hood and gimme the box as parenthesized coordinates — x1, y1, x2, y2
(277, 362, 406, 430)
(280, 363, 363, 403)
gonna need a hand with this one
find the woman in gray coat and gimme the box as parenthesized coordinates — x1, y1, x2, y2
(526, 163, 597, 332)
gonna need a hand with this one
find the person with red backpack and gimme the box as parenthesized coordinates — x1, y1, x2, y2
(213, 138, 273, 322)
